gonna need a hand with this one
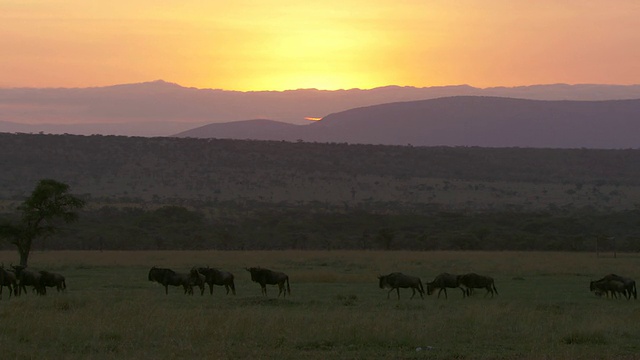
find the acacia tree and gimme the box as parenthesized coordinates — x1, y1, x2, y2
(0, 179, 85, 266)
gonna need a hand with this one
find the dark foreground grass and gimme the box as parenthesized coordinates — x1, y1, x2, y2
(1, 251, 639, 359)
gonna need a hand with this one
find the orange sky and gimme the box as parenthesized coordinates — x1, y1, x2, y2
(1, 1, 639, 91)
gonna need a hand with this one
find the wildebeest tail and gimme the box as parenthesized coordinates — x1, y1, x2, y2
(418, 279, 425, 294)
(633, 282, 637, 299)
(492, 282, 498, 295)
(286, 276, 291, 295)
(62, 279, 67, 290)
(230, 281, 236, 295)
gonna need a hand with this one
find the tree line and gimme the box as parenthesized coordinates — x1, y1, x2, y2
(3, 199, 638, 254)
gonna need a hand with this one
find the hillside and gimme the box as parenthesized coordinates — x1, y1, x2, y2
(2, 132, 640, 211)
(2, 133, 640, 251)
(176, 97, 640, 148)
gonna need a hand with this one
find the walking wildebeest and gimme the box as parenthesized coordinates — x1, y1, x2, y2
(457, 273, 498, 298)
(198, 267, 236, 295)
(426, 272, 465, 299)
(0, 265, 18, 299)
(39, 270, 67, 294)
(148, 266, 193, 295)
(245, 267, 290, 298)
(378, 272, 424, 300)
(11, 265, 44, 296)
(189, 268, 206, 296)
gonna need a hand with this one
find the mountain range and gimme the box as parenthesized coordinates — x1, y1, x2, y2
(2, 81, 640, 148)
(176, 97, 640, 148)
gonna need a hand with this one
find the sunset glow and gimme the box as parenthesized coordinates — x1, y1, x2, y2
(2, 1, 639, 91)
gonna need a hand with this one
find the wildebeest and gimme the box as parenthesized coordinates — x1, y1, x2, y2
(590, 274, 637, 300)
(245, 267, 290, 298)
(198, 267, 236, 295)
(378, 272, 424, 300)
(39, 270, 67, 294)
(189, 268, 206, 296)
(590, 278, 626, 299)
(457, 273, 498, 298)
(148, 266, 193, 295)
(603, 274, 636, 300)
(426, 272, 465, 299)
(0, 265, 18, 299)
(11, 265, 44, 295)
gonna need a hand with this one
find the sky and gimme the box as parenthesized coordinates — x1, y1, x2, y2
(1, 0, 640, 91)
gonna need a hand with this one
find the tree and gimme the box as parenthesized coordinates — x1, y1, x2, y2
(0, 179, 85, 266)
(376, 228, 396, 250)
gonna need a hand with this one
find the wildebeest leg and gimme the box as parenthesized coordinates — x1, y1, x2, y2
(410, 288, 416, 299)
(261, 284, 267, 296)
(396, 287, 400, 300)
(437, 288, 447, 299)
(209, 283, 214, 295)
(387, 288, 393, 299)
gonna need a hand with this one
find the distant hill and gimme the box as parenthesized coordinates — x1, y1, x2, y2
(175, 96, 640, 149)
(174, 119, 303, 141)
(2, 81, 640, 137)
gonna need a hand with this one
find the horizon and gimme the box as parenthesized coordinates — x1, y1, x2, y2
(2, 1, 640, 91)
(2, 79, 640, 92)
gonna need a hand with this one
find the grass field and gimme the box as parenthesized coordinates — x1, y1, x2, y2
(0, 250, 639, 359)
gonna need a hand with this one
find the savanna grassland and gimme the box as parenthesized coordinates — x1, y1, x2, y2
(1, 250, 639, 360)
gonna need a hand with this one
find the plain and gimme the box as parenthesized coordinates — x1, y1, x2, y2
(0, 250, 639, 359)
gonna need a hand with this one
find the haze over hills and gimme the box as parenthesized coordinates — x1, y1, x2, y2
(2, 81, 640, 139)
(176, 97, 640, 149)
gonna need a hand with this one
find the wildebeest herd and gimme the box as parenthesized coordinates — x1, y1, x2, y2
(0, 264, 66, 299)
(147, 266, 290, 298)
(378, 272, 498, 300)
(1, 262, 636, 302)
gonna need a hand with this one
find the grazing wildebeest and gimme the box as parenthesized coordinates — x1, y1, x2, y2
(601, 274, 636, 300)
(426, 272, 465, 299)
(39, 270, 67, 294)
(198, 267, 236, 295)
(11, 265, 44, 296)
(245, 267, 290, 298)
(590, 278, 626, 299)
(147, 266, 193, 295)
(457, 273, 498, 298)
(378, 272, 424, 300)
(0, 265, 18, 299)
(590, 274, 636, 299)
